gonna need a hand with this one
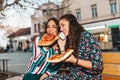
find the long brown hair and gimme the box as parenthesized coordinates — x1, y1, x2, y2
(59, 14, 85, 57)
(45, 18, 60, 34)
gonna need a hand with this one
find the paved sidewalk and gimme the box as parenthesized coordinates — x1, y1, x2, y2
(6, 74, 23, 80)
(0, 51, 31, 80)
(0, 71, 22, 80)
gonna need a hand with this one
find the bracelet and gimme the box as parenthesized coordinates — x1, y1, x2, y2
(61, 50, 65, 53)
(75, 58, 78, 65)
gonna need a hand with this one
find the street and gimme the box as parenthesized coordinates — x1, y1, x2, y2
(0, 51, 31, 74)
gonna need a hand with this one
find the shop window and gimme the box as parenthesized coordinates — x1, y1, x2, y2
(104, 34, 109, 42)
(94, 33, 108, 42)
(111, 28, 120, 43)
(111, 27, 120, 51)
(100, 34, 104, 42)
(94, 33, 112, 51)
(99, 33, 109, 42)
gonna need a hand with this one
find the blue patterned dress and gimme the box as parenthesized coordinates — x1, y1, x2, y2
(22, 36, 61, 80)
(44, 31, 103, 80)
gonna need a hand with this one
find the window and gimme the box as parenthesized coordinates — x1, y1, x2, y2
(67, 11, 72, 14)
(38, 23, 40, 32)
(34, 24, 37, 32)
(110, 0, 117, 14)
(91, 4, 97, 18)
(76, 9, 81, 21)
(111, 27, 120, 51)
(67, 0, 70, 2)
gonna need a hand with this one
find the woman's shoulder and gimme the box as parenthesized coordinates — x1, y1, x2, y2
(81, 31, 97, 40)
(81, 31, 93, 37)
(36, 35, 41, 40)
(33, 35, 42, 43)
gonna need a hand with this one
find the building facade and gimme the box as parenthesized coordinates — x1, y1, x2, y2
(8, 28, 31, 52)
(62, 0, 120, 51)
(31, 2, 62, 41)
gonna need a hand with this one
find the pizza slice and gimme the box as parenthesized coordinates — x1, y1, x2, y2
(47, 49, 74, 63)
(38, 34, 58, 46)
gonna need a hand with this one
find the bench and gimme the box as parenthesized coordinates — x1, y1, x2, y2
(0, 59, 10, 76)
(102, 53, 120, 80)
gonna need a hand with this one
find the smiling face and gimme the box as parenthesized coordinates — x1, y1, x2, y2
(59, 19, 69, 36)
(47, 20, 58, 36)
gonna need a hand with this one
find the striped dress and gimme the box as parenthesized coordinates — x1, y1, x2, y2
(23, 36, 61, 80)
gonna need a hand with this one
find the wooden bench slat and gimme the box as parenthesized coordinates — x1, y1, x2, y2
(102, 53, 120, 64)
(103, 75, 120, 80)
(102, 64, 120, 76)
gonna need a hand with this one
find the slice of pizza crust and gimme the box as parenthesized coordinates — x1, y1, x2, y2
(47, 49, 74, 63)
(38, 34, 58, 46)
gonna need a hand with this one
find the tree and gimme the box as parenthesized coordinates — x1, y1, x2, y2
(0, 0, 65, 18)
(0, 0, 40, 18)
(0, 0, 71, 27)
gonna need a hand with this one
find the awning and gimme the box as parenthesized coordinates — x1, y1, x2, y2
(109, 24, 120, 28)
(88, 27, 110, 34)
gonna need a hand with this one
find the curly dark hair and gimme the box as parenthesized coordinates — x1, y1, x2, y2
(59, 14, 85, 57)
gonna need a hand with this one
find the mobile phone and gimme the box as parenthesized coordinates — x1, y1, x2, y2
(59, 32, 65, 40)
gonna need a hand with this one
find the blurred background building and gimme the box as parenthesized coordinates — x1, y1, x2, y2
(31, 2, 62, 41)
(61, 0, 120, 51)
(8, 27, 31, 52)
(6, 0, 120, 52)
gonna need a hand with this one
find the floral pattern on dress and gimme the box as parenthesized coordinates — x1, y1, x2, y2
(44, 31, 103, 80)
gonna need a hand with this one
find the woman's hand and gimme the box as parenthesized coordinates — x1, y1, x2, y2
(40, 73, 48, 80)
(64, 54, 76, 63)
(44, 47, 49, 50)
(53, 44, 59, 51)
(65, 54, 92, 69)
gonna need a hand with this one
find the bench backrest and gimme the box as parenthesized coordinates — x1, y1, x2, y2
(102, 53, 120, 80)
